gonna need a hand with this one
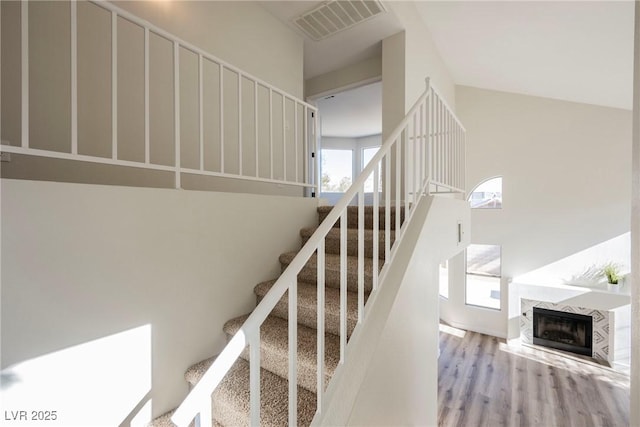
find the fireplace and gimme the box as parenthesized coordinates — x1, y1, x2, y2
(532, 307, 593, 356)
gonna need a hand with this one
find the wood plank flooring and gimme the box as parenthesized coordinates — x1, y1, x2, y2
(438, 325, 630, 427)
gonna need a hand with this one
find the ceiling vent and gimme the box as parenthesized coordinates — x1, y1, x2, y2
(293, 0, 387, 41)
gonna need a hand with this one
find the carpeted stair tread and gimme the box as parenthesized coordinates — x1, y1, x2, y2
(147, 409, 176, 427)
(185, 355, 216, 386)
(279, 251, 377, 292)
(317, 205, 405, 230)
(254, 279, 360, 337)
(171, 203, 395, 426)
(146, 408, 204, 427)
(186, 358, 316, 427)
(223, 314, 340, 392)
(300, 226, 395, 259)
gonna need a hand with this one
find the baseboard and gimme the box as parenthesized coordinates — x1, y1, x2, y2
(440, 319, 507, 339)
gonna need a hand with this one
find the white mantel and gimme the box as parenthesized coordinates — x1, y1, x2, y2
(516, 280, 631, 311)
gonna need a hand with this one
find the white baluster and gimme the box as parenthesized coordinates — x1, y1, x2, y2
(288, 278, 297, 426)
(219, 65, 224, 173)
(358, 189, 364, 323)
(173, 41, 180, 188)
(144, 28, 150, 164)
(238, 72, 242, 175)
(395, 140, 401, 233)
(112, 12, 118, 160)
(385, 154, 391, 259)
(372, 166, 379, 291)
(317, 238, 325, 411)
(70, 1, 77, 154)
(199, 54, 204, 171)
(340, 211, 347, 362)
(250, 328, 261, 427)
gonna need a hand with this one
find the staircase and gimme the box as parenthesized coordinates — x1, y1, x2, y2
(151, 205, 403, 427)
(169, 79, 466, 427)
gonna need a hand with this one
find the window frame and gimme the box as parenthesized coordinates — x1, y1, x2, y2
(468, 176, 503, 209)
(464, 244, 502, 310)
(320, 147, 355, 193)
(439, 259, 450, 299)
(361, 145, 381, 193)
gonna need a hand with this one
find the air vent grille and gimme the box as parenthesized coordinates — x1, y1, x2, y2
(293, 0, 386, 41)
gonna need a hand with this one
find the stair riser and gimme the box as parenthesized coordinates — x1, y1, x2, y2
(282, 264, 374, 293)
(224, 332, 333, 393)
(300, 234, 394, 260)
(256, 293, 357, 338)
(318, 211, 405, 231)
(178, 205, 396, 427)
(210, 360, 317, 427)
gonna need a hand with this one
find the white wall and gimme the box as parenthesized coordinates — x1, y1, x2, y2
(314, 196, 469, 426)
(381, 32, 406, 143)
(446, 86, 632, 339)
(385, 2, 456, 111)
(112, 0, 303, 98)
(321, 135, 382, 170)
(357, 134, 383, 150)
(380, 16, 456, 201)
(513, 233, 631, 288)
(347, 197, 469, 426)
(0, 179, 317, 423)
(305, 55, 382, 100)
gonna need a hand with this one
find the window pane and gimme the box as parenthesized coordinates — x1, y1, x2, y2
(321, 149, 353, 192)
(362, 146, 381, 193)
(439, 260, 449, 299)
(468, 177, 502, 209)
(466, 244, 501, 277)
(465, 244, 501, 309)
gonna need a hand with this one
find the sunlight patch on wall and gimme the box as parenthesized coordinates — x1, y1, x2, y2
(0, 325, 151, 426)
(513, 233, 631, 288)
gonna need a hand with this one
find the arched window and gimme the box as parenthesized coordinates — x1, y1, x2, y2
(468, 177, 502, 209)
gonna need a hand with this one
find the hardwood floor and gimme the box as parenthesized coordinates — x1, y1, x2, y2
(438, 325, 630, 427)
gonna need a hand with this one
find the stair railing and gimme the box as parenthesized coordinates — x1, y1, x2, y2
(1, 0, 318, 194)
(171, 78, 465, 427)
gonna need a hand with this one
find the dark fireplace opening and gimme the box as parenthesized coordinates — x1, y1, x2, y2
(532, 307, 593, 357)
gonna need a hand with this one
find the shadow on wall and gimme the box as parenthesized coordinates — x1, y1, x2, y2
(0, 325, 152, 426)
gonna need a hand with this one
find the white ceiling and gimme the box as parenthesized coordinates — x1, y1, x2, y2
(261, 0, 635, 137)
(416, 1, 635, 110)
(315, 81, 382, 137)
(260, 1, 403, 79)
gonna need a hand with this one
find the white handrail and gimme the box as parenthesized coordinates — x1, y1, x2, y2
(2, 0, 318, 193)
(171, 77, 466, 426)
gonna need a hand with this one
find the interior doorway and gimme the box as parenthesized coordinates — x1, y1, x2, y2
(311, 80, 382, 205)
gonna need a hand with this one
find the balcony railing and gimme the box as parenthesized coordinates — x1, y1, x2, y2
(0, 0, 318, 193)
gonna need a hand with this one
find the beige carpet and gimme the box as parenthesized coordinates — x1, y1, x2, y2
(150, 205, 402, 427)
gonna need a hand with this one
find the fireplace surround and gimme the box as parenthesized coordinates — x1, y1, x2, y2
(533, 307, 593, 356)
(520, 298, 612, 363)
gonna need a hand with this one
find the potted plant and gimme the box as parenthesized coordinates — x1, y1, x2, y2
(602, 263, 622, 290)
